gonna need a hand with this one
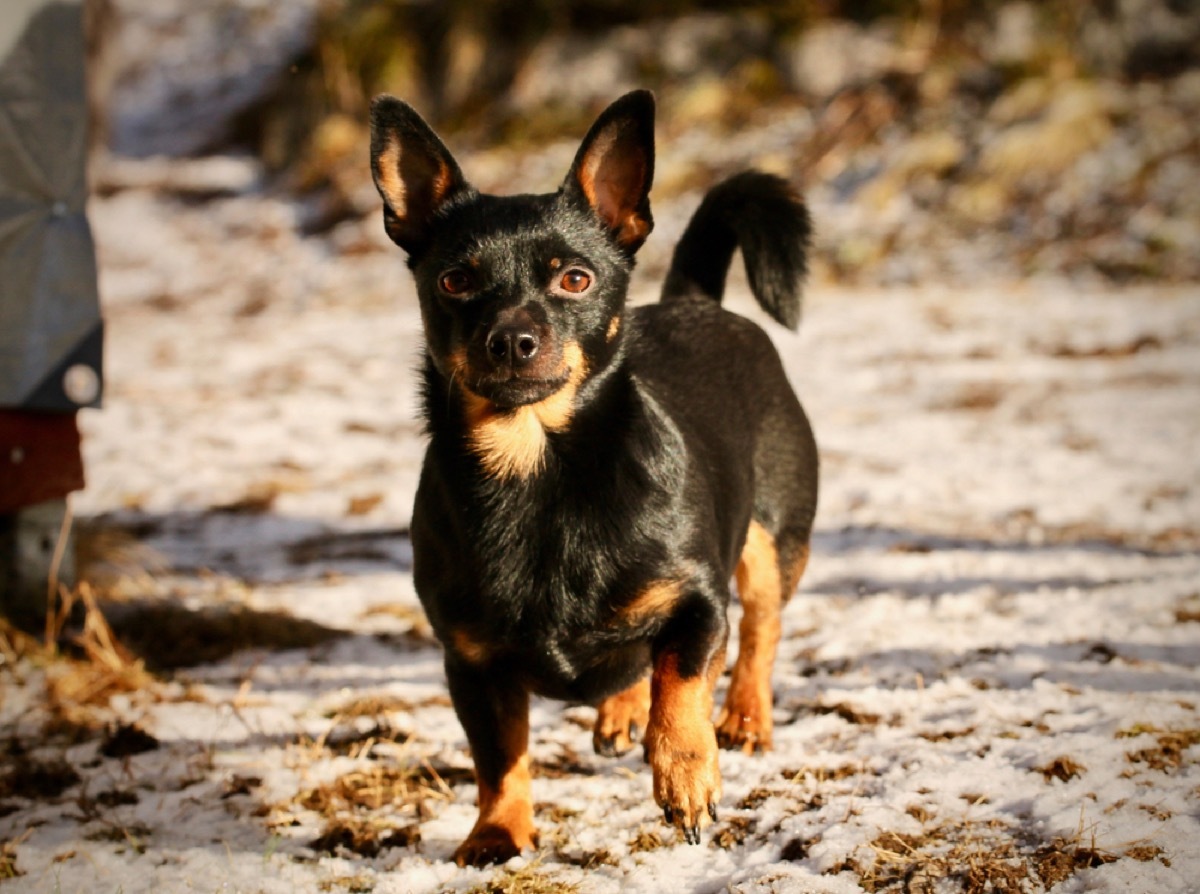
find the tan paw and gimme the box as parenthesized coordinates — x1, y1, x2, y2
(594, 676, 651, 757)
(715, 685, 773, 754)
(647, 724, 722, 844)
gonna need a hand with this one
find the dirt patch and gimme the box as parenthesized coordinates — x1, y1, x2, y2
(107, 601, 343, 670)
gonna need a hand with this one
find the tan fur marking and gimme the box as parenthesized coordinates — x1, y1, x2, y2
(451, 628, 493, 665)
(460, 342, 587, 480)
(577, 130, 615, 211)
(645, 648, 724, 835)
(618, 579, 683, 624)
(454, 710, 537, 866)
(594, 675, 651, 754)
(716, 520, 788, 753)
(616, 211, 652, 247)
(607, 315, 622, 342)
(374, 135, 407, 214)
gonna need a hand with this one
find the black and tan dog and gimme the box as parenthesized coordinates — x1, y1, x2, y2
(369, 90, 817, 866)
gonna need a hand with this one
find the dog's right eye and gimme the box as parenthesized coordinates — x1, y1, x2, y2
(439, 270, 473, 295)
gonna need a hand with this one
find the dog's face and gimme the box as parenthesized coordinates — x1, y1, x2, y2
(370, 93, 655, 415)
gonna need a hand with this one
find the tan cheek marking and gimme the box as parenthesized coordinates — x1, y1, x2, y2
(607, 316, 621, 342)
(529, 342, 586, 432)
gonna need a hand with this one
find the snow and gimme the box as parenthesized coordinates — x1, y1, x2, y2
(2, 158, 1198, 893)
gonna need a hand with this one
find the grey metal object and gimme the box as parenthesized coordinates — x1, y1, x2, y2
(0, 0, 103, 411)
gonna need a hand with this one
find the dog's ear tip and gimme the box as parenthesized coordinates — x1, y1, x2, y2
(610, 89, 656, 120)
(370, 95, 425, 130)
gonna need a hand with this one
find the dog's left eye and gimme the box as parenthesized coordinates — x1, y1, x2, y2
(439, 270, 473, 295)
(559, 270, 592, 294)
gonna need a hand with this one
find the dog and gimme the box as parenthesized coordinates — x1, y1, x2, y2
(369, 90, 817, 867)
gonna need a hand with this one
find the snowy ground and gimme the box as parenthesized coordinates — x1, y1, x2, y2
(2, 160, 1199, 893)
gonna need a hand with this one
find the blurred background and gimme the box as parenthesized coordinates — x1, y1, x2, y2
(2, 7, 1198, 888)
(4, 0, 1199, 623)
(90, 0, 1199, 284)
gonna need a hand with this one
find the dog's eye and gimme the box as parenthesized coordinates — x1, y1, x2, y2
(439, 270, 473, 295)
(559, 270, 592, 294)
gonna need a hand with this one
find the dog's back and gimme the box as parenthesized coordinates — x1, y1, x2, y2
(629, 172, 818, 583)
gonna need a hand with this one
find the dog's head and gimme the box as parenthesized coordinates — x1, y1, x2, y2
(370, 92, 654, 429)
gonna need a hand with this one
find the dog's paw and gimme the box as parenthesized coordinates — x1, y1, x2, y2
(594, 677, 651, 757)
(647, 727, 721, 844)
(715, 675, 774, 754)
(453, 822, 539, 867)
(715, 703, 773, 755)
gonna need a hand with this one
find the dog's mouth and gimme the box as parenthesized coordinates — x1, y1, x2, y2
(464, 369, 572, 409)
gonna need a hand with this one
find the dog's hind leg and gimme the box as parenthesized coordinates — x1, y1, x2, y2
(716, 520, 809, 753)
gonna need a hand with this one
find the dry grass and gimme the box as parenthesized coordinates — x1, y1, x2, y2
(1119, 726, 1200, 772)
(1, 584, 158, 734)
(276, 758, 466, 858)
(295, 761, 467, 817)
(830, 810, 1167, 893)
(628, 826, 668, 853)
(710, 816, 757, 849)
(462, 863, 580, 894)
(1034, 755, 1087, 783)
(0, 838, 20, 880)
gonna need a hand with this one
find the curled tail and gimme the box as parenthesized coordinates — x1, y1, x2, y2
(661, 171, 811, 330)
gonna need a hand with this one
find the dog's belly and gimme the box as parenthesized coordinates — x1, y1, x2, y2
(520, 637, 652, 705)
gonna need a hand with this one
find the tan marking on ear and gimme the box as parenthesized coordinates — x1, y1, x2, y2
(616, 211, 652, 248)
(576, 128, 650, 247)
(607, 315, 621, 342)
(451, 628, 493, 665)
(375, 133, 455, 219)
(617, 579, 683, 624)
(374, 134, 408, 215)
(462, 342, 588, 481)
(577, 130, 616, 211)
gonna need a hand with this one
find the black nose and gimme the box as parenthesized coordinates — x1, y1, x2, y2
(486, 325, 540, 367)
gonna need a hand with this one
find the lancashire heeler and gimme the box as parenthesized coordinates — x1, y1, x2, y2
(369, 90, 817, 866)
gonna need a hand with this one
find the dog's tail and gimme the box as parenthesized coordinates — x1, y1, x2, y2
(660, 171, 811, 330)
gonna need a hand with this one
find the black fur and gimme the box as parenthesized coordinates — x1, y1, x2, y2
(369, 90, 817, 864)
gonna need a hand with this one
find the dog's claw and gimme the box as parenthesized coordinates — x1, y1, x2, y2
(663, 805, 675, 825)
(684, 823, 701, 845)
(708, 801, 718, 823)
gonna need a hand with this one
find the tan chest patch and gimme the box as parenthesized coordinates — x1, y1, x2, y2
(461, 342, 587, 480)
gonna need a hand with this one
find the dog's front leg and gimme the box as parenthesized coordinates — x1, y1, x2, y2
(445, 659, 537, 866)
(644, 596, 728, 844)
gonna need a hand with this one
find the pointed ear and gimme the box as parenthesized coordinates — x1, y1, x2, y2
(370, 95, 471, 255)
(563, 90, 655, 252)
